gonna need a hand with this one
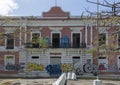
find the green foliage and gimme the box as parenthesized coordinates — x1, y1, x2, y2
(85, 47, 98, 54)
(32, 37, 50, 48)
(39, 37, 49, 48)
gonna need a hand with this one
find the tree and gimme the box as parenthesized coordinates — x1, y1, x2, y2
(83, 0, 120, 74)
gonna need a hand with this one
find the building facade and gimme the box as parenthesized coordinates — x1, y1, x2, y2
(0, 6, 120, 75)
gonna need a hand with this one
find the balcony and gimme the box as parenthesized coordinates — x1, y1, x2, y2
(25, 42, 86, 49)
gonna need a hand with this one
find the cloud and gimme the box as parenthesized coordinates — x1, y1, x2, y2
(0, 0, 18, 16)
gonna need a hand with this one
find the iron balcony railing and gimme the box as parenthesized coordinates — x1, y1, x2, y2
(25, 42, 86, 48)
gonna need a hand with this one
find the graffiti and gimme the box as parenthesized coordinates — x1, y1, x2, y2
(73, 62, 98, 76)
(45, 64, 62, 76)
(27, 63, 44, 72)
(6, 64, 21, 70)
(99, 63, 107, 70)
(108, 65, 119, 73)
(61, 63, 73, 72)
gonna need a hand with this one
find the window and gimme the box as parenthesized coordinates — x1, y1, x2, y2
(72, 33, 80, 48)
(32, 33, 40, 48)
(31, 56, 40, 64)
(118, 32, 120, 47)
(118, 56, 120, 70)
(52, 33, 60, 48)
(98, 57, 108, 71)
(5, 55, 15, 65)
(5, 55, 15, 70)
(6, 33, 14, 49)
(99, 33, 106, 46)
(73, 56, 80, 64)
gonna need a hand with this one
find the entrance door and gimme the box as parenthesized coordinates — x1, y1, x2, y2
(52, 33, 60, 48)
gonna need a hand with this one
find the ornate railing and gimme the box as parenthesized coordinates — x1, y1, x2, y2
(25, 42, 86, 48)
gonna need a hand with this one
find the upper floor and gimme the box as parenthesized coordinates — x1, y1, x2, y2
(0, 6, 119, 51)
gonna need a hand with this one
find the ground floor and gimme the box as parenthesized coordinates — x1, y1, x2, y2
(0, 48, 120, 76)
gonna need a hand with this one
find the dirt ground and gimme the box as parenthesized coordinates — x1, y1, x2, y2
(0, 78, 56, 85)
(67, 79, 120, 85)
(0, 78, 120, 85)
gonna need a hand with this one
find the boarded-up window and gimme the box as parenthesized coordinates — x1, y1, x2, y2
(31, 56, 40, 64)
(50, 56, 61, 64)
(73, 56, 80, 64)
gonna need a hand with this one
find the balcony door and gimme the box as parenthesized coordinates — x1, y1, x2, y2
(72, 33, 80, 48)
(52, 33, 60, 48)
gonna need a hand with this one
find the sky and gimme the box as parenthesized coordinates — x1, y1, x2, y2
(0, 0, 119, 16)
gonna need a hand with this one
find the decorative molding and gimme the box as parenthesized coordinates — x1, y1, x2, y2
(70, 27, 83, 32)
(30, 27, 42, 31)
(49, 27, 63, 31)
(4, 28, 15, 33)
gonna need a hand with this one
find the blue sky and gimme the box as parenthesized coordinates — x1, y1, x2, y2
(0, 0, 119, 16)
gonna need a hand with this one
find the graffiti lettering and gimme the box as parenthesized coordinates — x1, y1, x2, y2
(73, 63, 98, 76)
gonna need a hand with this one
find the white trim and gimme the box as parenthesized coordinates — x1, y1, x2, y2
(71, 32, 82, 46)
(117, 55, 120, 70)
(117, 32, 120, 48)
(106, 33, 108, 45)
(24, 26, 27, 43)
(90, 25, 93, 47)
(85, 25, 88, 46)
(51, 31, 61, 47)
(20, 26, 22, 47)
